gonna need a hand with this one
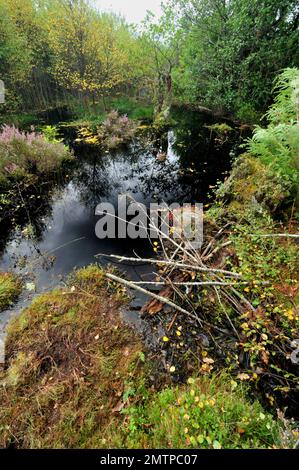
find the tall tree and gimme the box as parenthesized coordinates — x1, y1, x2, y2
(0, 1, 32, 112)
(138, 8, 183, 112)
(168, 0, 299, 119)
(46, 0, 130, 106)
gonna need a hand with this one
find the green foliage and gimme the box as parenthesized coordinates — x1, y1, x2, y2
(122, 373, 295, 449)
(109, 97, 154, 121)
(0, 1, 32, 112)
(137, 8, 183, 112)
(248, 68, 299, 201)
(0, 0, 60, 113)
(41, 125, 63, 144)
(2, 0, 297, 121)
(168, 0, 299, 119)
(68, 97, 153, 129)
(0, 113, 40, 129)
(46, 1, 131, 99)
(0, 272, 22, 311)
(266, 68, 299, 124)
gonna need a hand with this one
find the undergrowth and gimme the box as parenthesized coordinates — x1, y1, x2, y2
(0, 125, 72, 187)
(247, 68, 299, 205)
(0, 265, 296, 449)
(119, 374, 297, 449)
(0, 272, 22, 311)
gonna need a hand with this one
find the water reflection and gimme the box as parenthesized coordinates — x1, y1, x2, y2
(0, 109, 239, 330)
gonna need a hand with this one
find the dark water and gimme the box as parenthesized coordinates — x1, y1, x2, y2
(0, 109, 239, 332)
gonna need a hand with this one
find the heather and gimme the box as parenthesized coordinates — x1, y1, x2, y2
(0, 125, 72, 187)
(76, 110, 137, 149)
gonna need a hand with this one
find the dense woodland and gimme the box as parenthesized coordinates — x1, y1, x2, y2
(0, 0, 299, 121)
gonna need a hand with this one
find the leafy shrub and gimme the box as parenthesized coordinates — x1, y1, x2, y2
(41, 125, 63, 144)
(0, 272, 22, 311)
(97, 110, 137, 149)
(122, 373, 296, 449)
(0, 125, 72, 186)
(247, 68, 299, 202)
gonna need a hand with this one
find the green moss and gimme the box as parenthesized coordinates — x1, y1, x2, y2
(0, 265, 296, 449)
(119, 373, 293, 449)
(0, 272, 22, 311)
(216, 154, 293, 217)
(0, 265, 145, 448)
(207, 122, 234, 135)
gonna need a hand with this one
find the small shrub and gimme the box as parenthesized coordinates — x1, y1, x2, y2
(122, 373, 297, 449)
(247, 68, 299, 203)
(0, 272, 22, 311)
(0, 125, 72, 186)
(41, 125, 63, 144)
(76, 111, 137, 149)
(97, 110, 137, 150)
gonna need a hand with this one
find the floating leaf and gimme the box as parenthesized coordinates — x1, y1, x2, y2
(26, 282, 36, 292)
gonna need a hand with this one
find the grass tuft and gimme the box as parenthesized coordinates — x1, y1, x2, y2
(0, 272, 22, 311)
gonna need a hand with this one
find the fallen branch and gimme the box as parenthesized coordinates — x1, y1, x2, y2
(105, 272, 203, 325)
(249, 233, 299, 239)
(97, 253, 242, 279)
(128, 280, 268, 287)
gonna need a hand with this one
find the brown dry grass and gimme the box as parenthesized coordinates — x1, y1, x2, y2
(0, 265, 145, 448)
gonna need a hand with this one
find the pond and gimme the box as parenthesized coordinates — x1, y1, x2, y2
(0, 108, 240, 333)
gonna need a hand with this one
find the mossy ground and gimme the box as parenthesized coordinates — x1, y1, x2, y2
(203, 154, 299, 413)
(1, 265, 296, 449)
(0, 272, 22, 311)
(0, 266, 145, 448)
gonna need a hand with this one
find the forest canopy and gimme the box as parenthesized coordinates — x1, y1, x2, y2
(0, 0, 298, 121)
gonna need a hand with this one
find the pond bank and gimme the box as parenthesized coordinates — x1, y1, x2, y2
(0, 125, 73, 246)
(0, 103, 298, 448)
(0, 107, 240, 333)
(0, 265, 296, 449)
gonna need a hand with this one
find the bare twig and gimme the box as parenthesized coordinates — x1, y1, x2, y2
(127, 280, 268, 287)
(249, 233, 299, 239)
(105, 271, 203, 325)
(96, 253, 242, 278)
